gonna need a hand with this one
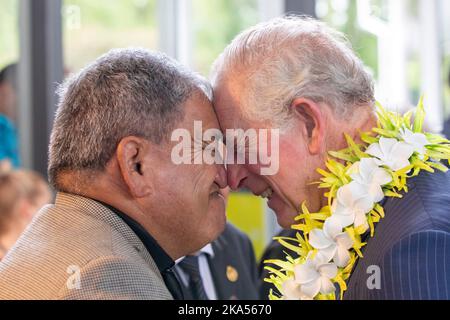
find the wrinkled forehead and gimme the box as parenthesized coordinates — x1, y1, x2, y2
(212, 75, 247, 131)
(183, 90, 221, 130)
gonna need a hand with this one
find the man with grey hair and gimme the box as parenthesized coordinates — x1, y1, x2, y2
(212, 16, 450, 300)
(0, 48, 227, 299)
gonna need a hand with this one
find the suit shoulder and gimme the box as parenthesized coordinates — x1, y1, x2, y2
(57, 255, 172, 300)
(412, 168, 450, 195)
(408, 170, 450, 231)
(372, 230, 450, 300)
(0, 204, 138, 299)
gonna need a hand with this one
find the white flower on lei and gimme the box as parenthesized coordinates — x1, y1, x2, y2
(366, 137, 414, 171)
(348, 158, 393, 203)
(332, 182, 372, 231)
(281, 278, 311, 300)
(281, 252, 339, 300)
(332, 158, 392, 230)
(309, 217, 354, 267)
(400, 128, 429, 159)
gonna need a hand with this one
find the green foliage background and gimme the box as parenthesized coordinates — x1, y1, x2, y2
(0, 0, 19, 70)
(0, 0, 448, 113)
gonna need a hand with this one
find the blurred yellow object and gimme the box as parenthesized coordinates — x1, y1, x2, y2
(226, 191, 266, 259)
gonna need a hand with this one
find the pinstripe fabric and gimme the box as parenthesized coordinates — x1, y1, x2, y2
(345, 170, 450, 300)
(0, 193, 173, 300)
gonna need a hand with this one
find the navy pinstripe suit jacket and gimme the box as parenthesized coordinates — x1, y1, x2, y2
(344, 169, 450, 300)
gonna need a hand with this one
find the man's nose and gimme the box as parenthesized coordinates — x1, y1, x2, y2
(226, 164, 248, 190)
(214, 164, 228, 189)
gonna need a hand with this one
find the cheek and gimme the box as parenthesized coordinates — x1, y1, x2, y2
(278, 139, 308, 175)
(275, 139, 316, 197)
(189, 165, 216, 203)
(156, 165, 193, 205)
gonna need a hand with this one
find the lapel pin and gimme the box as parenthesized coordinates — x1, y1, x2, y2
(226, 265, 238, 282)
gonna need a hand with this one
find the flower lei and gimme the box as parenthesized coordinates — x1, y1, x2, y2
(264, 97, 450, 300)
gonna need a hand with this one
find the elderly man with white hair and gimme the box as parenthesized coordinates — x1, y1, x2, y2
(212, 16, 450, 300)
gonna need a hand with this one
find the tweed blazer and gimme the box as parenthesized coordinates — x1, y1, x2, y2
(0, 192, 173, 300)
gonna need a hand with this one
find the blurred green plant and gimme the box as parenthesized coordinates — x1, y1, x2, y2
(192, 0, 258, 76)
(0, 0, 19, 70)
(319, 0, 379, 79)
(63, 0, 158, 72)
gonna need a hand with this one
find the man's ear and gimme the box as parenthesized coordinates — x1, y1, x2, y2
(291, 98, 326, 155)
(116, 136, 152, 198)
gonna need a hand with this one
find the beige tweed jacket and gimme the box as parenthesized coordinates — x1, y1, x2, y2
(0, 192, 173, 300)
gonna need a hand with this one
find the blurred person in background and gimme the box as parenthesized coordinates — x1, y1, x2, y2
(0, 160, 52, 261)
(175, 188, 259, 300)
(0, 63, 20, 168)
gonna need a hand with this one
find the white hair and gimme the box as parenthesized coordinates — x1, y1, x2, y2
(211, 16, 375, 127)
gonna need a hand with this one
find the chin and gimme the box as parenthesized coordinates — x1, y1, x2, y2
(192, 218, 226, 254)
(274, 207, 298, 229)
(215, 211, 227, 236)
(207, 209, 227, 242)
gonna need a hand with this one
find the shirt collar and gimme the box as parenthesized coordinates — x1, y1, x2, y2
(96, 200, 174, 273)
(174, 243, 215, 265)
(200, 243, 215, 258)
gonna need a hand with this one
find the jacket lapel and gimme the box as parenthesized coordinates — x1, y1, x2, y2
(208, 235, 238, 300)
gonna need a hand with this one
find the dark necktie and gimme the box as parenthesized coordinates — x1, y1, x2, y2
(162, 268, 185, 300)
(178, 255, 208, 300)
